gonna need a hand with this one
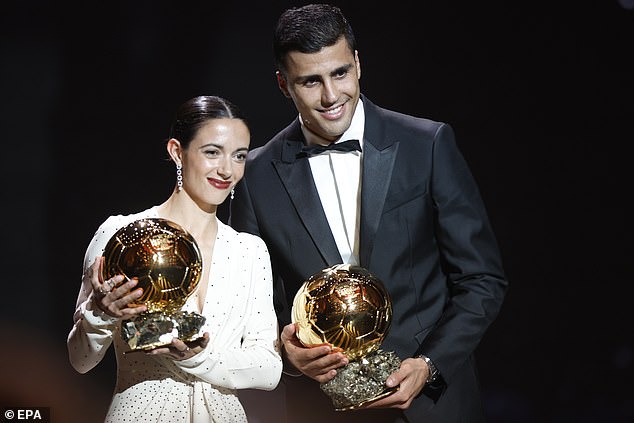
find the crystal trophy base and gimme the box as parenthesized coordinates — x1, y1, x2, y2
(121, 310, 206, 351)
(320, 349, 402, 411)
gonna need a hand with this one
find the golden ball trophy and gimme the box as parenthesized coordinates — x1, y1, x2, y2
(292, 264, 401, 410)
(102, 218, 205, 351)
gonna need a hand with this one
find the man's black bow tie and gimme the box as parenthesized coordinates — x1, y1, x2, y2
(296, 139, 362, 158)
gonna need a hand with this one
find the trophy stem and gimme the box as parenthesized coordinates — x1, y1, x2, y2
(121, 310, 206, 351)
(319, 349, 401, 411)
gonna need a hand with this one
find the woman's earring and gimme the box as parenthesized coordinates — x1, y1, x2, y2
(230, 188, 235, 200)
(176, 164, 183, 192)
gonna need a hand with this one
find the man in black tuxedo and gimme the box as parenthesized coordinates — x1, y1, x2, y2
(230, 4, 508, 422)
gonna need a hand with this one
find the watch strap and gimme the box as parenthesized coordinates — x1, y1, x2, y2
(416, 354, 439, 383)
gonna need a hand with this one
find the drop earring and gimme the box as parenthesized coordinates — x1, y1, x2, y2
(176, 163, 183, 191)
(230, 188, 235, 200)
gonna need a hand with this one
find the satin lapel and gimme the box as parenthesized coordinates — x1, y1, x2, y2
(359, 139, 399, 268)
(273, 141, 342, 265)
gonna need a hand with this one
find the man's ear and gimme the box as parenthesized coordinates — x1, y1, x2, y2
(355, 50, 361, 80)
(276, 71, 291, 98)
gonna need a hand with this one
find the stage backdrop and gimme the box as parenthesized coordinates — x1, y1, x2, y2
(1, 1, 631, 422)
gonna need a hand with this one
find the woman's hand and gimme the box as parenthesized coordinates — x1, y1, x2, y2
(146, 333, 210, 361)
(85, 257, 147, 318)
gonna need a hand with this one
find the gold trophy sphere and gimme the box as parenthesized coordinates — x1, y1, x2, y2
(292, 264, 392, 361)
(102, 218, 203, 313)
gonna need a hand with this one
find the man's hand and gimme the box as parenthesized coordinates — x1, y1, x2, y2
(361, 357, 429, 410)
(280, 323, 348, 383)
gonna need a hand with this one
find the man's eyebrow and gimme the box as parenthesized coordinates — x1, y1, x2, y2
(295, 63, 355, 84)
(330, 63, 354, 76)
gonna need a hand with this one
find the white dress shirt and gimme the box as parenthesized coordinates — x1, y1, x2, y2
(300, 99, 365, 265)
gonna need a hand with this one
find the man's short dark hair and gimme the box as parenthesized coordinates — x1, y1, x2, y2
(273, 3, 356, 75)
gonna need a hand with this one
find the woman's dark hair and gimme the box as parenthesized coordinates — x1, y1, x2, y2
(273, 4, 356, 76)
(169, 95, 248, 148)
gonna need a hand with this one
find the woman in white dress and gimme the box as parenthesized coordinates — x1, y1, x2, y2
(67, 95, 282, 422)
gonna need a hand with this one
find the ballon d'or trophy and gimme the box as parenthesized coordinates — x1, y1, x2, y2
(292, 264, 401, 410)
(102, 218, 205, 351)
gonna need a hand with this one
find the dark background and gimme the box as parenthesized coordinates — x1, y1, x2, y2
(1, 1, 632, 422)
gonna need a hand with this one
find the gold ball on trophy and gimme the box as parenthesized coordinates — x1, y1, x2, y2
(292, 264, 392, 361)
(102, 218, 203, 313)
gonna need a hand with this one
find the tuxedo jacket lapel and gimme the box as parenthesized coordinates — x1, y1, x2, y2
(359, 138, 398, 268)
(359, 98, 399, 268)
(273, 131, 342, 266)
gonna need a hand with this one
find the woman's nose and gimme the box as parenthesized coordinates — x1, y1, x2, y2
(217, 156, 232, 177)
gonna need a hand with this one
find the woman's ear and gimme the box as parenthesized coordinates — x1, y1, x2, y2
(166, 138, 182, 165)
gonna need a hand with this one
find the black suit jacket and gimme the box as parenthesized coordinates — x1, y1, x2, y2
(230, 96, 508, 422)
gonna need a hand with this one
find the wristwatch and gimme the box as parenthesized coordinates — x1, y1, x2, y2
(417, 354, 439, 384)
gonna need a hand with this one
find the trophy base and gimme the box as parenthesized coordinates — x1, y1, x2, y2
(121, 310, 206, 351)
(320, 349, 402, 411)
